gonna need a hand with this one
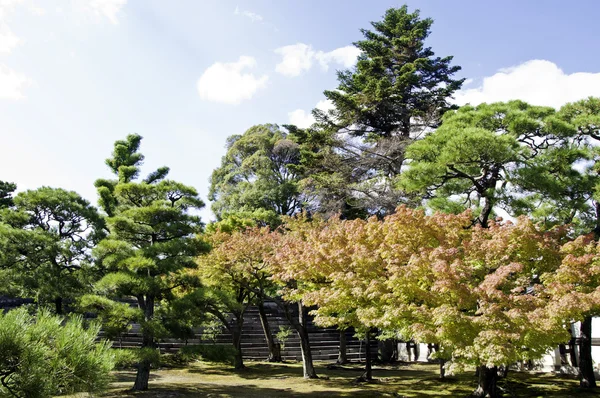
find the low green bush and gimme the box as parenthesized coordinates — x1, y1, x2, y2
(113, 348, 139, 369)
(180, 344, 236, 364)
(0, 308, 114, 398)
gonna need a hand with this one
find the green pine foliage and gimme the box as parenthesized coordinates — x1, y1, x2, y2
(0, 308, 114, 398)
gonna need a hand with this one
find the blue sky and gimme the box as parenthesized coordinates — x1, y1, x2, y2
(1, 0, 600, 222)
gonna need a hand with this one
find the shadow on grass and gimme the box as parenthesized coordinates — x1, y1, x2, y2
(103, 362, 600, 398)
(502, 371, 600, 397)
(111, 371, 163, 383)
(105, 384, 371, 397)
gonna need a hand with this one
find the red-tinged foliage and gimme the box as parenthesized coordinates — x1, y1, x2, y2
(543, 234, 600, 323)
(271, 207, 594, 373)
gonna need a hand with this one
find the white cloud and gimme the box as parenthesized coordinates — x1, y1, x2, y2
(0, 0, 23, 18)
(315, 45, 361, 71)
(0, 0, 23, 54)
(288, 99, 334, 128)
(0, 63, 32, 99)
(0, 25, 19, 53)
(275, 43, 361, 77)
(88, 0, 127, 24)
(234, 6, 262, 22)
(454, 60, 600, 109)
(275, 43, 315, 77)
(28, 4, 44, 16)
(197, 56, 269, 105)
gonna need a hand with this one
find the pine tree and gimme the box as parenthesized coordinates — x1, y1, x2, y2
(93, 134, 207, 391)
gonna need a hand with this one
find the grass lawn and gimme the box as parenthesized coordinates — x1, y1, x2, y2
(74, 360, 600, 397)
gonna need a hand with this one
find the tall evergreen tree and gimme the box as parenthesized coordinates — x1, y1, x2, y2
(93, 134, 207, 391)
(316, 6, 464, 140)
(306, 6, 464, 217)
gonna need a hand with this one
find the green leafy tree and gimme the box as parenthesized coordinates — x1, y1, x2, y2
(401, 101, 559, 227)
(93, 134, 208, 391)
(0, 308, 114, 398)
(0, 187, 105, 313)
(209, 124, 305, 226)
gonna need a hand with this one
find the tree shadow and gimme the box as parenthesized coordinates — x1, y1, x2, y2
(104, 383, 372, 397)
(111, 371, 163, 383)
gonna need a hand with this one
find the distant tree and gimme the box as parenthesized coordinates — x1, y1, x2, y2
(209, 124, 305, 226)
(0, 181, 16, 209)
(0, 187, 105, 313)
(93, 134, 208, 391)
(0, 308, 114, 398)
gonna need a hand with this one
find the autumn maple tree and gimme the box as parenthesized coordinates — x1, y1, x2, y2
(195, 226, 281, 369)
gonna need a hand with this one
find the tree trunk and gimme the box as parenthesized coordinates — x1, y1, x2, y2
(54, 296, 63, 315)
(133, 295, 155, 391)
(232, 316, 245, 370)
(362, 330, 373, 381)
(579, 316, 597, 388)
(478, 196, 493, 228)
(296, 302, 317, 378)
(133, 359, 151, 391)
(471, 365, 500, 398)
(337, 329, 348, 365)
(378, 339, 397, 363)
(258, 301, 281, 362)
(272, 298, 317, 378)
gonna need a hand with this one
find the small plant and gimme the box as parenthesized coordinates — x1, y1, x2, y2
(276, 326, 293, 351)
(200, 320, 225, 342)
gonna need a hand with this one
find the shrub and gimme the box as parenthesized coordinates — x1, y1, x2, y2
(179, 344, 236, 364)
(113, 348, 139, 369)
(0, 308, 115, 398)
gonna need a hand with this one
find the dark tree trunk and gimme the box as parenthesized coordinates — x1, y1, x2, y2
(337, 329, 348, 365)
(293, 302, 317, 378)
(479, 196, 493, 228)
(378, 339, 397, 363)
(133, 360, 151, 391)
(230, 312, 246, 370)
(271, 298, 317, 378)
(362, 330, 373, 381)
(579, 316, 597, 388)
(471, 365, 500, 398)
(258, 301, 281, 362)
(133, 295, 155, 391)
(232, 326, 245, 370)
(54, 296, 63, 315)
